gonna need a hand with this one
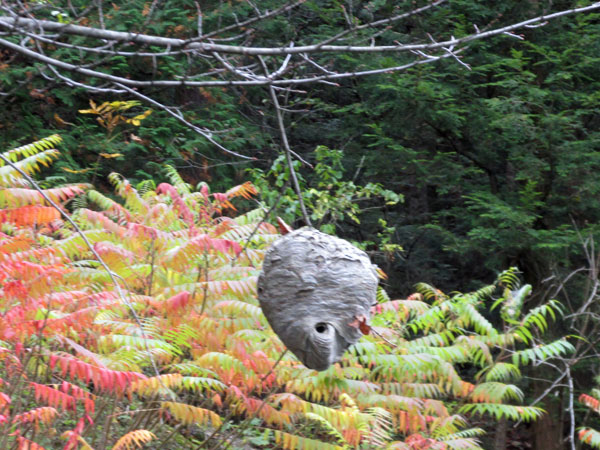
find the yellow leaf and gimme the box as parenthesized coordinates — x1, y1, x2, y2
(54, 114, 74, 126)
(79, 99, 98, 114)
(161, 401, 222, 427)
(126, 110, 152, 126)
(96, 101, 111, 113)
(99, 153, 123, 159)
(130, 374, 182, 396)
(62, 167, 92, 174)
(132, 110, 152, 120)
(75, 435, 95, 450)
(376, 267, 388, 279)
(112, 430, 155, 450)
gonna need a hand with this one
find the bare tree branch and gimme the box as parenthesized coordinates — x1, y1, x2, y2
(1, 3, 598, 55)
(0, 34, 456, 88)
(260, 56, 312, 227)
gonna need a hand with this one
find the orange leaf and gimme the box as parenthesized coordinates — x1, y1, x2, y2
(112, 430, 156, 450)
(0, 206, 60, 226)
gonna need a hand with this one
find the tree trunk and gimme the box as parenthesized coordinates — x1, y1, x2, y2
(533, 379, 563, 450)
(493, 417, 507, 450)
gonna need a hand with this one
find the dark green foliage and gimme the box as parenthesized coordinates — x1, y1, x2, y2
(284, 2, 600, 295)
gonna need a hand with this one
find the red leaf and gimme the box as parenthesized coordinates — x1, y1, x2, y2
(276, 217, 293, 235)
(359, 319, 371, 335)
(115, 371, 127, 393)
(348, 315, 371, 335)
(166, 291, 190, 312)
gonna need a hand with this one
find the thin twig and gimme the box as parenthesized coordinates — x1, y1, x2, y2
(369, 327, 397, 348)
(259, 57, 312, 227)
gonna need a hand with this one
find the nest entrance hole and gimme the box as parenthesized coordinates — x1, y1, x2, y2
(315, 323, 328, 333)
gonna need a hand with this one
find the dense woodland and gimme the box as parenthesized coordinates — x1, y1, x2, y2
(1, 1, 600, 449)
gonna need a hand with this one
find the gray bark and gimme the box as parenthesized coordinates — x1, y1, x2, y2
(2, 4, 598, 55)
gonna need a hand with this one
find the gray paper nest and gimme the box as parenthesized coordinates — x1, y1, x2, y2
(257, 227, 378, 371)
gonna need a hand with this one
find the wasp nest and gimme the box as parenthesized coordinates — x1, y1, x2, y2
(257, 228, 378, 371)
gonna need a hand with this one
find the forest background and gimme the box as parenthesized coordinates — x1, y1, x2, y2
(2, 0, 600, 449)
